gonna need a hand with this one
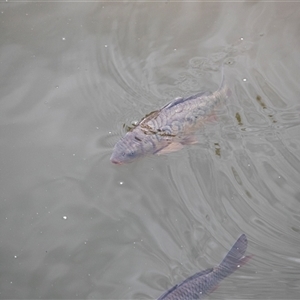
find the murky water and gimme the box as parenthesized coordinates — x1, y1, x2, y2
(0, 2, 300, 299)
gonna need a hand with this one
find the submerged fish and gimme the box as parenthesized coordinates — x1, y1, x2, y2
(110, 69, 230, 164)
(157, 234, 249, 300)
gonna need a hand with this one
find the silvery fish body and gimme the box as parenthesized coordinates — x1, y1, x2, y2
(157, 234, 248, 300)
(110, 71, 230, 164)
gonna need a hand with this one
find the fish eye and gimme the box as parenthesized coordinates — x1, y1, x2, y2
(128, 151, 135, 157)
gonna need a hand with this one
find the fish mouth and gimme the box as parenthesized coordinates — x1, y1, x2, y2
(111, 159, 122, 165)
(110, 155, 123, 165)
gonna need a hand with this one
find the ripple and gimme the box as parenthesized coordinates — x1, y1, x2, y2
(1, 2, 300, 300)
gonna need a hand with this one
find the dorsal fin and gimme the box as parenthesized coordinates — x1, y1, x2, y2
(161, 96, 184, 109)
(162, 92, 208, 110)
(161, 65, 225, 111)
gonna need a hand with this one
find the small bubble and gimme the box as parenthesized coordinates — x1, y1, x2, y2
(240, 37, 244, 40)
(174, 48, 177, 51)
(237, 264, 241, 268)
(243, 78, 247, 82)
(14, 255, 17, 259)
(62, 37, 66, 41)
(119, 181, 123, 185)
(55, 86, 59, 89)
(104, 44, 108, 48)
(73, 153, 75, 156)
(62, 216, 67, 220)
(96, 127, 99, 130)
(108, 131, 111, 134)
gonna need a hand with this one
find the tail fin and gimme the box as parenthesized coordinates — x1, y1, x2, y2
(218, 234, 248, 277)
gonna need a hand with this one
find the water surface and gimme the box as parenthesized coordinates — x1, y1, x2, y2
(0, 2, 300, 299)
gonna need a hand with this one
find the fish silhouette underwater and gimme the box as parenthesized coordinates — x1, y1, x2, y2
(111, 69, 231, 164)
(157, 234, 249, 300)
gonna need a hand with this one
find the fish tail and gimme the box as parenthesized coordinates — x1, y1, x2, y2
(217, 234, 248, 277)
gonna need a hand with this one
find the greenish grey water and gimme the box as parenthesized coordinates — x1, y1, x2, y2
(0, 2, 299, 299)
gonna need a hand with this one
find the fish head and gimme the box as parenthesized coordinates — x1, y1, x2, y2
(110, 131, 155, 164)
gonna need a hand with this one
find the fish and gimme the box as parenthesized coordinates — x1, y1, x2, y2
(157, 234, 249, 300)
(110, 68, 231, 164)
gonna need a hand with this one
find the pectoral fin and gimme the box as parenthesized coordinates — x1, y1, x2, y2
(156, 135, 199, 155)
(156, 142, 184, 155)
(180, 135, 198, 145)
